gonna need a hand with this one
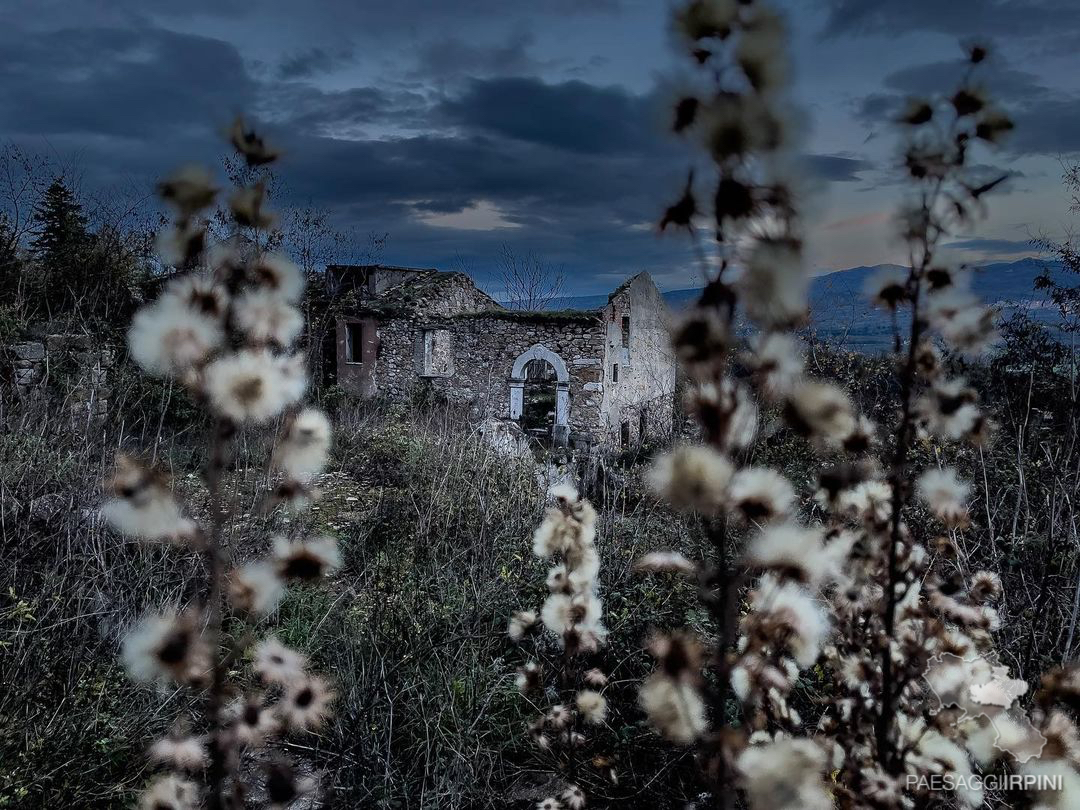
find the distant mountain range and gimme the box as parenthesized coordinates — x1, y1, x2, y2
(546, 257, 1073, 352)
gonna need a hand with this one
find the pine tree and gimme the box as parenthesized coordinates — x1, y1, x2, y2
(30, 177, 88, 266)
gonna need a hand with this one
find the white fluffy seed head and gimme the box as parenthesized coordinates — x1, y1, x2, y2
(128, 292, 224, 377)
(204, 350, 307, 423)
(274, 408, 331, 480)
(576, 689, 608, 725)
(647, 445, 734, 514)
(234, 288, 304, 347)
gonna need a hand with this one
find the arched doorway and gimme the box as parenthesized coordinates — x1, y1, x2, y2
(509, 344, 569, 446)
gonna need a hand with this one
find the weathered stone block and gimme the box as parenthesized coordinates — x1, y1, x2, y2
(13, 342, 44, 361)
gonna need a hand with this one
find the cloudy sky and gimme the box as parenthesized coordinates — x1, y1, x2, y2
(2, 0, 1079, 295)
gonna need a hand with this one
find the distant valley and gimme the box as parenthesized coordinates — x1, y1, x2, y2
(545, 257, 1073, 352)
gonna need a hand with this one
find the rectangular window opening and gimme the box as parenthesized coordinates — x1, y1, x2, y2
(423, 329, 453, 376)
(345, 322, 364, 363)
(611, 363, 619, 383)
(621, 315, 630, 348)
(621, 421, 631, 448)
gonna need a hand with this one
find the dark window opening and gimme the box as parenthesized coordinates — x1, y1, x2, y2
(345, 323, 364, 363)
(621, 315, 630, 348)
(621, 421, 631, 448)
(611, 363, 619, 383)
(521, 359, 558, 445)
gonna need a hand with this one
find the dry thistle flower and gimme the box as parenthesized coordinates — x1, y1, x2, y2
(508, 610, 538, 642)
(248, 252, 305, 302)
(646, 444, 733, 513)
(229, 696, 280, 747)
(639, 673, 708, 745)
(273, 535, 341, 581)
(233, 289, 303, 348)
(279, 675, 336, 731)
(264, 759, 315, 809)
(204, 349, 307, 424)
(671, 306, 732, 369)
(864, 267, 908, 310)
(737, 737, 831, 810)
(155, 220, 207, 268)
(968, 570, 1002, 603)
(737, 237, 808, 329)
(687, 379, 758, 451)
(916, 377, 982, 440)
(576, 689, 608, 725)
(149, 733, 209, 772)
(138, 774, 200, 810)
(252, 636, 308, 685)
(122, 609, 211, 685)
(272, 408, 332, 481)
(101, 455, 198, 544)
(746, 575, 830, 668)
(583, 668, 608, 688)
(128, 280, 226, 378)
(783, 380, 856, 443)
(743, 332, 804, 399)
(737, 7, 787, 95)
(229, 181, 276, 229)
(516, 661, 542, 694)
(745, 523, 838, 586)
(727, 467, 795, 524)
(561, 784, 587, 809)
(676, 0, 738, 41)
(157, 165, 218, 219)
(229, 116, 280, 167)
(633, 550, 698, 576)
(924, 282, 996, 348)
(228, 561, 285, 616)
(639, 632, 708, 744)
(916, 467, 971, 529)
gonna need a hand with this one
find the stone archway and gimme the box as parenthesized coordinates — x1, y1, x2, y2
(509, 344, 570, 446)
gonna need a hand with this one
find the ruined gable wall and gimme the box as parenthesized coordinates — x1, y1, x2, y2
(601, 274, 677, 444)
(366, 313, 607, 440)
(336, 273, 499, 397)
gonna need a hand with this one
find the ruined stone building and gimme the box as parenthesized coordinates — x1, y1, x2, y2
(330, 264, 677, 449)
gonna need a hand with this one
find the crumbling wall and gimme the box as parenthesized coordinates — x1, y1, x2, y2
(601, 273, 678, 447)
(363, 312, 607, 444)
(8, 335, 115, 420)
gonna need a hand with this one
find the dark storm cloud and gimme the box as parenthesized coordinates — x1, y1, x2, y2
(804, 155, 871, 182)
(411, 32, 547, 80)
(946, 237, 1035, 254)
(0, 26, 252, 140)
(0, 1, 937, 287)
(853, 58, 1080, 155)
(277, 129, 683, 224)
(439, 77, 661, 155)
(823, 0, 1080, 39)
(278, 46, 356, 80)
(264, 85, 430, 136)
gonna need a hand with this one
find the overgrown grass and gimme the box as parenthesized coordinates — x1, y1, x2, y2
(0, 381, 706, 808)
(2, 324, 1077, 807)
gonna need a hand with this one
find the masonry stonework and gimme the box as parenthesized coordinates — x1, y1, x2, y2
(7, 334, 115, 421)
(334, 265, 677, 449)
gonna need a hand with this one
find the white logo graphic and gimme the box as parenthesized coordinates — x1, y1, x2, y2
(923, 652, 1046, 763)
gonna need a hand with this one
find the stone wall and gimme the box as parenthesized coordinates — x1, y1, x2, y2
(355, 312, 608, 445)
(333, 269, 678, 449)
(600, 273, 678, 446)
(8, 335, 115, 419)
